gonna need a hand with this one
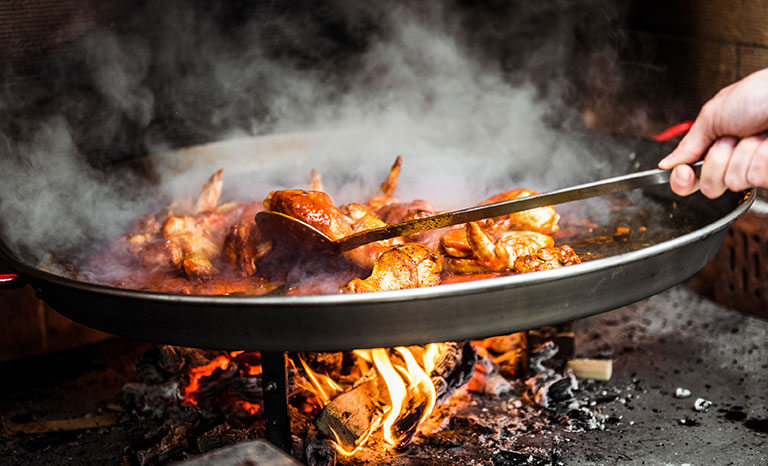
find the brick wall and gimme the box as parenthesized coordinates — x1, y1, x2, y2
(630, 0, 768, 127)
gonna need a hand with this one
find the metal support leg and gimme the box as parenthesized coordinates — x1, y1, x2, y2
(261, 351, 292, 453)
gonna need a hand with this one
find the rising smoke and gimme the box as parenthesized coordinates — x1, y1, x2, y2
(0, 0, 643, 269)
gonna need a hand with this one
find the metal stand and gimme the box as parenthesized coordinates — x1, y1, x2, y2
(261, 351, 292, 453)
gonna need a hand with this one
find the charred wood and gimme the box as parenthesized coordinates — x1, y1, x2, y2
(528, 341, 559, 376)
(128, 424, 191, 466)
(135, 346, 220, 383)
(315, 379, 381, 450)
(468, 354, 512, 398)
(196, 423, 252, 453)
(525, 370, 578, 409)
(431, 341, 477, 406)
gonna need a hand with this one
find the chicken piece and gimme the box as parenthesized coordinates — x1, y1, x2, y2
(441, 227, 473, 258)
(222, 219, 271, 277)
(513, 245, 581, 273)
(194, 169, 223, 214)
(367, 156, 402, 212)
(343, 203, 404, 269)
(341, 243, 442, 293)
(497, 231, 555, 260)
(445, 223, 509, 274)
(137, 239, 184, 270)
(162, 216, 221, 280)
(182, 253, 217, 281)
(478, 189, 560, 235)
(120, 214, 163, 256)
(445, 223, 557, 274)
(264, 190, 353, 241)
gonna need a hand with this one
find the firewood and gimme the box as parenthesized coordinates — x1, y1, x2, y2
(315, 379, 382, 450)
(468, 355, 512, 398)
(132, 424, 190, 466)
(485, 332, 526, 354)
(431, 341, 477, 405)
(525, 370, 578, 409)
(1, 413, 119, 435)
(529, 341, 559, 375)
(565, 358, 612, 381)
(467, 371, 512, 398)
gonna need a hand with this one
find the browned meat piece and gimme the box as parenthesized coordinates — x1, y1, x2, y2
(445, 222, 509, 274)
(341, 243, 442, 293)
(194, 169, 223, 213)
(513, 245, 581, 273)
(343, 203, 403, 269)
(478, 189, 560, 235)
(264, 190, 353, 241)
(497, 231, 554, 261)
(441, 227, 473, 258)
(162, 216, 221, 280)
(445, 223, 556, 274)
(222, 219, 270, 276)
(137, 239, 184, 270)
(182, 253, 218, 281)
(367, 156, 402, 212)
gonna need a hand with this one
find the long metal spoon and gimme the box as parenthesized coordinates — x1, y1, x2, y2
(254, 161, 703, 254)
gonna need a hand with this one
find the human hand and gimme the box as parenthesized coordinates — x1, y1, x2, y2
(658, 68, 768, 198)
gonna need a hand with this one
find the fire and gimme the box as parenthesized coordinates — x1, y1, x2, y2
(182, 355, 230, 405)
(182, 352, 263, 415)
(298, 343, 446, 453)
(179, 342, 467, 454)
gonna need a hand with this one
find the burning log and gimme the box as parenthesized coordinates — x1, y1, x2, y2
(525, 370, 578, 409)
(313, 342, 478, 452)
(468, 354, 513, 398)
(528, 341, 559, 375)
(315, 379, 382, 450)
(431, 341, 477, 405)
(135, 345, 220, 383)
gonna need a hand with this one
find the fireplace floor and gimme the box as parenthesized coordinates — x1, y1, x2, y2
(0, 284, 766, 466)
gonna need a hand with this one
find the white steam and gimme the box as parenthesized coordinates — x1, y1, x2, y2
(0, 0, 633, 270)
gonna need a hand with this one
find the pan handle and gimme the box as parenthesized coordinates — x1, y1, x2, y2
(0, 273, 27, 290)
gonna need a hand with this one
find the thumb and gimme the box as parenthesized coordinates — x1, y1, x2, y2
(658, 117, 717, 169)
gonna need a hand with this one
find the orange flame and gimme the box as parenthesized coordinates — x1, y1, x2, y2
(297, 344, 445, 454)
(182, 355, 230, 405)
(182, 352, 263, 417)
